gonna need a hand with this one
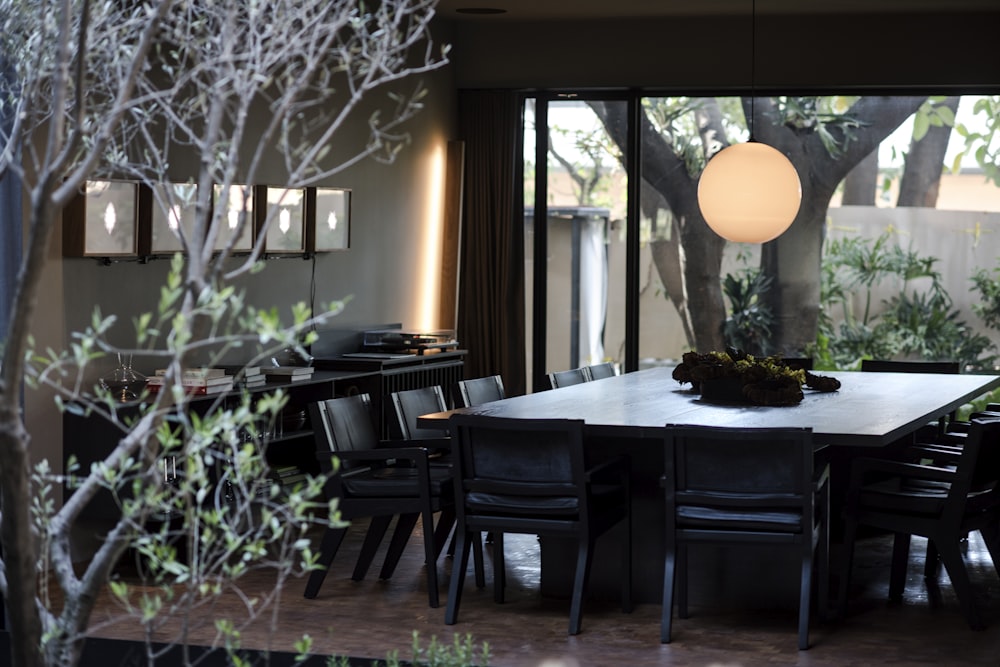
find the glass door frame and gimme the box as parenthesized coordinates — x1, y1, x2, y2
(521, 91, 642, 393)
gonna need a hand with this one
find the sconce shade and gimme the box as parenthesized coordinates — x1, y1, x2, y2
(697, 141, 802, 243)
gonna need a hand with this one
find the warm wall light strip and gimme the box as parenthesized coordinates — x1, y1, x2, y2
(415, 143, 446, 330)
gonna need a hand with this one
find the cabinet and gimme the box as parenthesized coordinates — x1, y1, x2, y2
(63, 370, 378, 525)
(63, 353, 465, 525)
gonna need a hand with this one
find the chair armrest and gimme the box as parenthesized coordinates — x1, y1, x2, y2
(383, 437, 452, 452)
(316, 446, 431, 467)
(849, 456, 956, 491)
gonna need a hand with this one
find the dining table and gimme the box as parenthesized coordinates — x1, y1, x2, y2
(418, 366, 1000, 605)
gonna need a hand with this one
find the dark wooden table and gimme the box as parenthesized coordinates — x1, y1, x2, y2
(420, 366, 1000, 604)
(420, 366, 1000, 446)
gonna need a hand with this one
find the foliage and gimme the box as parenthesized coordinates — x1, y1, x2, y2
(774, 96, 864, 158)
(722, 268, 774, 356)
(970, 258, 1000, 334)
(952, 95, 1000, 186)
(672, 349, 839, 406)
(812, 233, 995, 371)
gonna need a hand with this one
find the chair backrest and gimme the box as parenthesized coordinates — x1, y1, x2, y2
(453, 375, 506, 408)
(449, 415, 588, 523)
(663, 425, 815, 534)
(389, 385, 449, 440)
(310, 394, 380, 470)
(952, 417, 1000, 500)
(547, 367, 589, 389)
(584, 362, 618, 381)
(860, 359, 960, 374)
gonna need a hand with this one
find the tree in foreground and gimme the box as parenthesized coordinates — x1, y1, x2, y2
(0, 1, 446, 665)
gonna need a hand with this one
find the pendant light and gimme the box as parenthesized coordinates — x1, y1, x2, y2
(697, 0, 801, 244)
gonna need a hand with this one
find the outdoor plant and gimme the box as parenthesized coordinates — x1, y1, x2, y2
(812, 233, 995, 370)
(722, 268, 775, 357)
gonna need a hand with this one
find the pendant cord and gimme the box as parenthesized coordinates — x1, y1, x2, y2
(749, 0, 756, 142)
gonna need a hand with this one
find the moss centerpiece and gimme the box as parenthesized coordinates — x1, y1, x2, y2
(672, 348, 841, 406)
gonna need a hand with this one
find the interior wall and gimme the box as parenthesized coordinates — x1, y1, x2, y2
(24, 32, 458, 485)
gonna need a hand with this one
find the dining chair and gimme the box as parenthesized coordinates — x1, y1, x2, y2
(452, 374, 506, 408)
(838, 416, 1000, 630)
(661, 425, 829, 650)
(547, 367, 589, 389)
(584, 362, 618, 381)
(388, 385, 451, 440)
(305, 393, 455, 607)
(445, 414, 632, 635)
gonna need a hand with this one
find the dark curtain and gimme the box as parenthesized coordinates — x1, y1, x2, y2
(1, 58, 21, 349)
(455, 90, 526, 397)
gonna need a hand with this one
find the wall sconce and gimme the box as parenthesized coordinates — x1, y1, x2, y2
(696, 0, 802, 244)
(63, 180, 142, 258)
(307, 187, 351, 251)
(211, 184, 254, 253)
(259, 186, 307, 254)
(148, 182, 199, 255)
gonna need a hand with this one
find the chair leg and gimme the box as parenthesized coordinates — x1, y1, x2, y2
(661, 542, 676, 643)
(677, 544, 690, 619)
(445, 530, 471, 625)
(936, 539, 985, 630)
(622, 514, 633, 614)
(568, 538, 592, 635)
(377, 513, 417, 580)
(304, 526, 347, 599)
(493, 532, 506, 603)
(472, 531, 486, 589)
(889, 532, 911, 603)
(798, 550, 814, 650)
(924, 539, 941, 580)
(420, 507, 440, 608)
(432, 507, 456, 561)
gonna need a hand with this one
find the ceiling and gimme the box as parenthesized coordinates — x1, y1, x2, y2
(435, 0, 1000, 21)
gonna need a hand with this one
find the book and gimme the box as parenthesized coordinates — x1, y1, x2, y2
(218, 364, 263, 378)
(261, 366, 314, 376)
(147, 375, 234, 388)
(153, 367, 227, 379)
(145, 381, 232, 396)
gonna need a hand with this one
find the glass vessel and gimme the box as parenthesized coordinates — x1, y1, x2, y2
(100, 353, 147, 402)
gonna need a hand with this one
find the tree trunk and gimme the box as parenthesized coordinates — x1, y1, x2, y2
(842, 150, 879, 205)
(758, 95, 928, 353)
(897, 96, 960, 207)
(589, 100, 727, 353)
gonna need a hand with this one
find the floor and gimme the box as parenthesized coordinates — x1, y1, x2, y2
(84, 521, 1000, 667)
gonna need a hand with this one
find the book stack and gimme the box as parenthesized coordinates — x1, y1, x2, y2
(261, 366, 315, 383)
(270, 464, 309, 489)
(232, 366, 267, 389)
(147, 368, 235, 395)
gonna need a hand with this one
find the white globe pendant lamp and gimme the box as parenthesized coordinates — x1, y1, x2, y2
(697, 0, 802, 244)
(697, 141, 801, 243)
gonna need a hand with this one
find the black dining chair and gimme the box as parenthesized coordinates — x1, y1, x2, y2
(452, 375, 506, 409)
(547, 367, 589, 389)
(838, 416, 1000, 630)
(661, 425, 829, 650)
(305, 393, 455, 608)
(445, 414, 632, 635)
(389, 385, 452, 440)
(584, 362, 618, 381)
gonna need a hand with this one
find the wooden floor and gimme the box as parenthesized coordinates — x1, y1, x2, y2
(84, 521, 1000, 666)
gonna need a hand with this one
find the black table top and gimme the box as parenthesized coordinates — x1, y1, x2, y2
(419, 366, 1000, 447)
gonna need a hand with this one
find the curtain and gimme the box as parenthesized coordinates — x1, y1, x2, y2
(1, 58, 22, 361)
(455, 90, 526, 397)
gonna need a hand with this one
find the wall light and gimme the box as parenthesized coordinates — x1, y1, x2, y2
(697, 0, 801, 244)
